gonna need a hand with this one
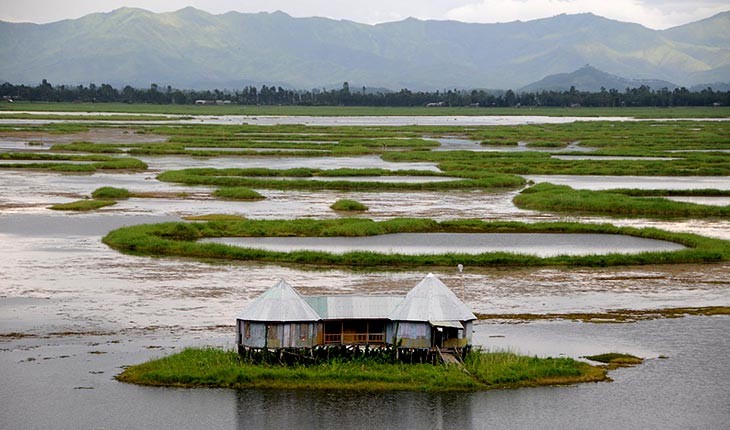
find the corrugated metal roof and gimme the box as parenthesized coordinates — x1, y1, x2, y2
(236, 279, 320, 322)
(388, 273, 476, 322)
(429, 320, 465, 329)
(304, 296, 403, 320)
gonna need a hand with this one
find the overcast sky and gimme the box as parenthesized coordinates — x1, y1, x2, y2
(0, 0, 727, 29)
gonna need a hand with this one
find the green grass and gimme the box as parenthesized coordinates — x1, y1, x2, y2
(513, 183, 730, 218)
(331, 199, 369, 211)
(115, 347, 608, 391)
(157, 168, 525, 192)
(584, 353, 643, 366)
(5, 102, 730, 118)
(101, 218, 730, 269)
(383, 148, 729, 177)
(213, 187, 265, 201)
(91, 187, 131, 199)
(0, 153, 148, 172)
(49, 199, 117, 211)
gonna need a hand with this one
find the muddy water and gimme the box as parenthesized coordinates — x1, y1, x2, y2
(203, 232, 685, 257)
(136, 154, 440, 171)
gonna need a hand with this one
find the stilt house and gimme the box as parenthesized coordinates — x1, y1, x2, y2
(236, 274, 476, 353)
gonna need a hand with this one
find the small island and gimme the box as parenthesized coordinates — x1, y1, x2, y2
(116, 347, 610, 391)
(116, 275, 640, 392)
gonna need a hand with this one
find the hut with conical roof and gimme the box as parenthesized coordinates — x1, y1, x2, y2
(387, 273, 476, 349)
(236, 279, 321, 349)
(236, 274, 476, 354)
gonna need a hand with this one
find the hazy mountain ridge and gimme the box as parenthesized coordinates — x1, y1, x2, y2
(520, 65, 678, 92)
(0, 7, 728, 90)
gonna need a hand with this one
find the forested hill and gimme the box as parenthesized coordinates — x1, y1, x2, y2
(0, 7, 728, 90)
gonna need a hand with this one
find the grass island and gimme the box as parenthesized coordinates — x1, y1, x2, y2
(116, 347, 616, 392)
(102, 218, 730, 269)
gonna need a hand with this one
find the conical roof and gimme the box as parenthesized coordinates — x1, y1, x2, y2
(236, 279, 320, 322)
(388, 273, 476, 322)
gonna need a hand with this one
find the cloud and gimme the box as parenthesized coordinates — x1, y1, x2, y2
(445, 0, 729, 29)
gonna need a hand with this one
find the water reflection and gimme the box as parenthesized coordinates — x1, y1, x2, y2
(235, 389, 472, 430)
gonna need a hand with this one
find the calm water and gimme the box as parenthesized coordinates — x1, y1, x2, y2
(0, 317, 727, 430)
(202, 232, 685, 257)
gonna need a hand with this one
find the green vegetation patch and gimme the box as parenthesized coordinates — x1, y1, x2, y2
(0, 152, 147, 172)
(49, 199, 117, 211)
(212, 187, 265, 201)
(331, 199, 368, 211)
(116, 347, 607, 391)
(513, 183, 730, 218)
(585, 353, 643, 367)
(157, 167, 524, 192)
(102, 218, 730, 269)
(92, 186, 131, 199)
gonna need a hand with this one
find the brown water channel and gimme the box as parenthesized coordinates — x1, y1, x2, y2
(202, 233, 685, 257)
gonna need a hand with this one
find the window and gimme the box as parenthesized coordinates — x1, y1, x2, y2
(299, 323, 308, 340)
(244, 322, 250, 339)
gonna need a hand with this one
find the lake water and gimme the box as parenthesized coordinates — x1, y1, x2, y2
(1, 115, 728, 429)
(0, 316, 727, 430)
(201, 232, 685, 257)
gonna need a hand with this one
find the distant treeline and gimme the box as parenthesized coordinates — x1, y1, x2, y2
(2, 80, 728, 107)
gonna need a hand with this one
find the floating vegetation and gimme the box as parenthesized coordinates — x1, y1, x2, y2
(102, 218, 730, 269)
(49, 199, 117, 211)
(0, 152, 147, 172)
(212, 187, 265, 201)
(157, 168, 525, 192)
(331, 199, 368, 211)
(584, 353, 643, 368)
(91, 187, 131, 200)
(513, 183, 730, 218)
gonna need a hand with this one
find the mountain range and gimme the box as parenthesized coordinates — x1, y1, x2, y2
(0, 7, 728, 90)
